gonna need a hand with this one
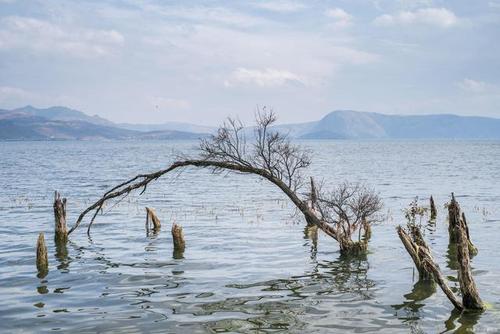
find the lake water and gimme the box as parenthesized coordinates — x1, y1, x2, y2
(0, 140, 499, 333)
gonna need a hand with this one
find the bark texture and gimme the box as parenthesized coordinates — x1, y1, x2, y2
(36, 232, 48, 277)
(456, 211, 484, 310)
(171, 223, 185, 258)
(53, 191, 68, 242)
(145, 207, 161, 231)
(448, 193, 477, 255)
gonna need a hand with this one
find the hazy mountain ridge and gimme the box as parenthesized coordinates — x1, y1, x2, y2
(0, 106, 208, 140)
(1, 106, 500, 140)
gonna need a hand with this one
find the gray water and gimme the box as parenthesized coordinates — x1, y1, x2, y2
(0, 140, 499, 333)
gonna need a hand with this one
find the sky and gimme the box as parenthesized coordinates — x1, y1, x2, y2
(0, 0, 499, 125)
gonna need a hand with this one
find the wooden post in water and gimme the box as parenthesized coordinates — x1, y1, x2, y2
(145, 207, 161, 231)
(430, 195, 437, 220)
(36, 232, 48, 277)
(171, 223, 185, 258)
(53, 191, 68, 243)
(448, 193, 477, 255)
(456, 213, 484, 310)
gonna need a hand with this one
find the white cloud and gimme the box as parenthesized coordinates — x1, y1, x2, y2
(225, 68, 306, 87)
(252, 1, 306, 13)
(325, 8, 353, 28)
(456, 79, 488, 93)
(0, 86, 34, 102)
(374, 7, 458, 28)
(139, 4, 268, 28)
(0, 16, 124, 57)
(151, 97, 191, 110)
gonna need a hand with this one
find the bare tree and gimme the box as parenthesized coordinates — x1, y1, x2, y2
(316, 182, 382, 253)
(68, 109, 382, 255)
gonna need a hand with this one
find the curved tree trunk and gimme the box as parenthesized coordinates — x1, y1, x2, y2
(68, 160, 348, 249)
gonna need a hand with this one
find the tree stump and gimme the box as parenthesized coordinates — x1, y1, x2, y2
(430, 195, 437, 220)
(171, 223, 185, 258)
(456, 212, 484, 310)
(145, 207, 161, 232)
(53, 191, 68, 243)
(448, 193, 477, 255)
(36, 232, 48, 278)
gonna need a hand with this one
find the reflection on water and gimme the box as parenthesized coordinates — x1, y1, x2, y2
(0, 140, 499, 333)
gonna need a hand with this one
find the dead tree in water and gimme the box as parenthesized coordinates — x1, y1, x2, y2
(448, 193, 477, 255)
(145, 207, 161, 231)
(398, 196, 484, 311)
(53, 191, 68, 243)
(430, 195, 437, 220)
(171, 223, 186, 259)
(68, 110, 382, 255)
(36, 232, 48, 278)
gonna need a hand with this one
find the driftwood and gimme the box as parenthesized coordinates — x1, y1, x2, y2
(36, 232, 48, 277)
(430, 195, 437, 220)
(68, 111, 382, 255)
(145, 207, 161, 231)
(53, 191, 68, 242)
(171, 223, 185, 259)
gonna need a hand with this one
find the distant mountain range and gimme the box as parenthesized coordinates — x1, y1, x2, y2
(0, 106, 207, 140)
(1, 105, 500, 141)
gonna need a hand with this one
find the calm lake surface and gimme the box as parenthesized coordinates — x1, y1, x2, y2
(1, 140, 499, 333)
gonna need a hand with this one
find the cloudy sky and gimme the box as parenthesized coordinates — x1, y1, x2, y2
(0, 0, 499, 124)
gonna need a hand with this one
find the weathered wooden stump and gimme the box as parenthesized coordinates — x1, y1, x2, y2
(398, 193, 484, 312)
(145, 207, 161, 232)
(36, 232, 48, 278)
(456, 211, 484, 310)
(430, 195, 437, 220)
(53, 191, 68, 243)
(448, 193, 477, 255)
(397, 225, 433, 280)
(171, 223, 185, 259)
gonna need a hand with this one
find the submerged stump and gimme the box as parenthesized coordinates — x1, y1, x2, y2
(171, 223, 185, 258)
(36, 232, 48, 278)
(53, 191, 68, 243)
(456, 211, 484, 310)
(145, 207, 161, 232)
(430, 195, 437, 220)
(448, 193, 477, 255)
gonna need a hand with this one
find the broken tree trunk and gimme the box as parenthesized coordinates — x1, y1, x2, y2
(398, 197, 485, 312)
(36, 232, 48, 277)
(397, 226, 432, 280)
(448, 193, 477, 255)
(456, 213, 484, 310)
(430, 195, 437, 220)
(398, 225, 463, 309)
(171, 223, 185, 258)
(53, 191, 68, 243)
(305, 177, 318, 227)
(145, 207, 161, 231)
